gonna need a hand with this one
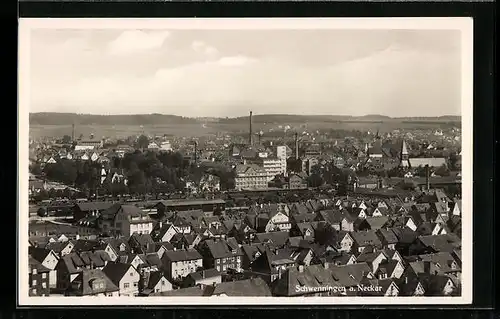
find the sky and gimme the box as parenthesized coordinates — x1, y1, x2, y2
(28, 28, 462, 118)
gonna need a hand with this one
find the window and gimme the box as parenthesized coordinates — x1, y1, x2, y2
(42, 283, 47, 289)
(129, 272, 134, 277)
(32, 289, 37, 295)
(161, 280, 165, 286)
(124, 283, 130, 289)
(133, 282, 138, 287)
(32, 280, 37, 286)
(42, 273, 47, 279)
(32, 269, 37, 275)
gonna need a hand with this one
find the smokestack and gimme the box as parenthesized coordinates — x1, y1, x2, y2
(72, 124, 75, 142)
(425, 164, 430, 191)
(295, 132, 299, 160)
(249, 111, 253, 146)
(194, 141, 198, 165)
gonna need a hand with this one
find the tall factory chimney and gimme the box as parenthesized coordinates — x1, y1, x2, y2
(249, 111, 253, 146)
(194, 141, 198, 165)
(294, 132, 299, 160)
(425, 164, 430, 191)
(71, 123, 75, 142)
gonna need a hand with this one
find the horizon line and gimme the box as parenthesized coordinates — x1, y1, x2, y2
(29, 112, 462, 119)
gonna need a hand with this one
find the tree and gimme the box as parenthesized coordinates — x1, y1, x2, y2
(287, 158, 302, 173)
(434, 164, 450, 177)
(307, 173, 324, 188)
(62, 135, 72, 144)
(37, 207, 47, 217)
(137, 135, 149, 149)
(30, 163, 43, 176)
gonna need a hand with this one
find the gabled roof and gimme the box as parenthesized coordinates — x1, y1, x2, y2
(186, 268, 221, 281)
(162, 249, 203, 262)
(205, 239, 243, 259)
(363, 216, 390, 230)
(254, 231, 290, 248)
(376, 228, 399, 244)
(28, 255, 51, 273)
(350, 230, 382, 248)
(417, 234, 460, 253)
(102, 262, 136, 286)
(75, 202, 115, 212)
(71, 269, 119, 296)
(212, 277, 272, 296)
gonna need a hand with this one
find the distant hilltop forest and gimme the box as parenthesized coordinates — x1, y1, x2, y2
(29, 112, 461, 126)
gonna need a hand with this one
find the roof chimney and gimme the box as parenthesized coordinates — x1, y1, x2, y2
(298, 265, 304, 273)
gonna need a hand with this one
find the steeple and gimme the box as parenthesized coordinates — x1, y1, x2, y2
(401, 139, 409, 160)
(400, 139, 410, 168)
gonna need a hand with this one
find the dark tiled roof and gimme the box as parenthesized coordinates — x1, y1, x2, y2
(71, 269, 119, 296)
(28, 255, 50, 273)
(75, 202, 115, 212)
(162, 249, 203, 262)
(150, 285, 213, 296)
(205, 239, 243, 259)
(212, 277, 272, 296)
(186, 268, 221, 281)
(102, 262, 136, 286)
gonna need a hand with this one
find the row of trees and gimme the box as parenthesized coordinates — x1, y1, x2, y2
(31, 149, 238, 198)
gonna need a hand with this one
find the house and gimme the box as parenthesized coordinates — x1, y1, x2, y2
(376, 228, 399, 250)
(152, 223, 181, 243)
(29, 247, 59, 288)
(44, 240, 75, 256)
(449, 200, 461, 217)
(374, 259, 405, 279)
(200, 238, 244, 273)
(65, 269, 120, 297)
(355, 251, 388, 274)
(341, 214, 356, 232)
(113, 205, 154, 237)
(409, 234, 460, 255)
(338, 232, 355, 253)
(128, 233, 156, 254)
(73, 202, 115, 223)
(350, 230, 383, 253)
(250, 248, 297, 283)
(255, 210, 291, 233)
(211, 277, 272, 296)
(417, 274, 458, 296)
(182, 268, 222, 288)
(28, 256, 51, 297)
(253, 231, 290, 250)
(315, 209, 344, 231)
(161, 249, 204, 281)
(240, 244, 267, 270)
(396, 276, 426, 296)
(102, 262, 141, 297)
(359, 278, 400, 296)
(139, 271, 173, 295)
(355, 216, 389, 231)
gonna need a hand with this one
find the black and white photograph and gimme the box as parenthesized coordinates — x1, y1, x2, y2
(18, 18, 473, 305)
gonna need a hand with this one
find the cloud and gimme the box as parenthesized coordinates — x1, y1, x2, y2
(191, 40, 219, 57)
(107, 30, 170, 56)
(216, 55, 257, 67)
(31, 45, 460, 118)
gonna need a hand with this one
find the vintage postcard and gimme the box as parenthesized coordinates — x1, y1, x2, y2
(18, 18, 473, 306)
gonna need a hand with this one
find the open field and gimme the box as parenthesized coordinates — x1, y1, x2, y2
(30, 120, 459, 139)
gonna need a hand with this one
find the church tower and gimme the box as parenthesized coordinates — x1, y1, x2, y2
(400, 139, 410, 167)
